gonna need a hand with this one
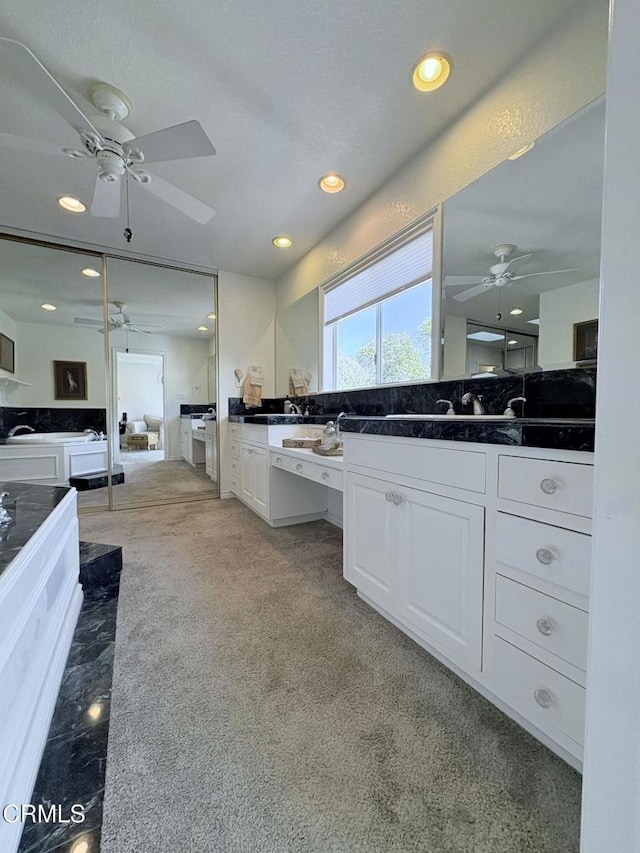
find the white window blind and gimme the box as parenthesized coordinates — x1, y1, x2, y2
(323, 229, 433, 325)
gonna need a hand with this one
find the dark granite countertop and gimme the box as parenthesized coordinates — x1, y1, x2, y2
(0, 482, 73, 577)
(229, 414, 336, 425)
(339, 417, 595, 452)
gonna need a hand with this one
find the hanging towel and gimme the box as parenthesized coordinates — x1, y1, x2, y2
(289, 368, 308, 396)
(243, 365, 264, 409)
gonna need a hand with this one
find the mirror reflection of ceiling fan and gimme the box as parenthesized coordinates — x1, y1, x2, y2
(0, 37, 217, 224)
(75, 302, 163, 336)
(445, 243, 577, 303)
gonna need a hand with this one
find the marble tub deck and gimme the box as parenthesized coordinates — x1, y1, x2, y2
(17, 542, 122, 853)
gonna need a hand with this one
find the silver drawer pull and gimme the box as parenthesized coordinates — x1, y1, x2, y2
(275, 456, 282, 463)
(536, 547, 555, 565)
(392, 493, 404, 506)
(533, 688, 555, 709)
(296, 463, 303, 471)
(540, 477, 560, 495)
(536, 617, 556, 637)
(385, 491, 394, 502)
(321, 472, 329, 481)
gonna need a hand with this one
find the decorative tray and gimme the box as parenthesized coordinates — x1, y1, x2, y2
(311, 444, 343, 457)
(282, 437, 321, 448)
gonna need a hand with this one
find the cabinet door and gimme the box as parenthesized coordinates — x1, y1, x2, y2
(345, 473, 396, 610)
(251, 447, 268, 516)
(205, 437, 213, 477)
(396, 486, 484, 672)
(240, 445, 254, 503)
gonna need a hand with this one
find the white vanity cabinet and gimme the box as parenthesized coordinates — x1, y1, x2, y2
(205, 422, 217, 482)
(180, 418, 205, 466)
(343, 432, 594, 768)
(240, 444, 269, 516)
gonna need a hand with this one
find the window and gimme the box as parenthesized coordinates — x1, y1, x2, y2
(322, 227, 433, 390)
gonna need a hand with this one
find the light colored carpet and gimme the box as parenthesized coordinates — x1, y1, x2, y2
(80, 500, 581, 853)
(77, 453, 216, 508)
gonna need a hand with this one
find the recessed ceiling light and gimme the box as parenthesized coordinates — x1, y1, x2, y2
(508, 339, 518, 345)
(508, 142, 535, 161)
(509, 308, 524, 316)
(467, 331, 504, 342)
(40, 303, 57, 311)
(207, 313, 216, 320)
(82, 267, 100, 278)
(57, 195, 86, 213)
(197, 325, 209, 332)
(412, 53, 451, 92)
(272, 235, 293, 248)
(318, 173, 345, 193)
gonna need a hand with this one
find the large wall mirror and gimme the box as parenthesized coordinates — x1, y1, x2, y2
(441, 98, 604, 379)
(276, 289, 319, 396)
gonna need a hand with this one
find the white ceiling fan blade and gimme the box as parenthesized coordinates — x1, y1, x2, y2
(139, 171, 216, 224)
(0, 132, 69, 158)
(444, 275, 486, 287)
(91, 176, 121, 218)
(74, 317, 103, 326)
(511, 268, 578, 281)
(452, 283, 493, 302)
(128, 326, 152, 335)
(124, 120, 216, 164)
(0, 38, 102, 140)
(503, 252, 533, 269)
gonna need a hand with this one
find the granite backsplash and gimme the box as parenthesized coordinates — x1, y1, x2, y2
(228, 368, 596, 420)
(0, 407, 107, 439)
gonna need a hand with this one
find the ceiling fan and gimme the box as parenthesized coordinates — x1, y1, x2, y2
(0, 37, 217, 224)
(75, 302, 162, 336)
(445, 244, 577, 303)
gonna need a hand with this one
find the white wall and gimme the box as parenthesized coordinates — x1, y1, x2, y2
(581, 0, 640, 847)
(538, 278, 600, 366)
(109, 331, 209, 460)
(275, 0, 608, 384)
(116, 353, 164, 422)
(217, 270, 276, 495)
(15, 321, 106, 408)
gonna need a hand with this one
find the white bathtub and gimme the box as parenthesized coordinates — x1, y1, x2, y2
(7, 431, 94, 445)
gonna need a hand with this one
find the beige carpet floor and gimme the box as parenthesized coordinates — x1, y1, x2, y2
(80, 499, 582, 853)
(77, 453, 216, 508)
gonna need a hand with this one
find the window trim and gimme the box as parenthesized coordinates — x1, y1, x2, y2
(319, 206, 442, 391)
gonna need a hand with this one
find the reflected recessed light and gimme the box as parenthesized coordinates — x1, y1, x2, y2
(318, 173, 345, 193)
(207, 313, 216, 320)
(527, 318, 540, 325)
(87, 703, 102, 720)
(508, 339, 518, 345)
(509, 308, 524, 316)
(508, 142, 535, 161)
(467, 331, 504, 342)
(57, 195, 86, 213)
(412, 53, 451, 92)
(70, 839, 90, 853)
(82, 267, 100, 278)
(272, 235, 292, 248)
(197, 325, 209, 332)
(40, 303, 57, 311)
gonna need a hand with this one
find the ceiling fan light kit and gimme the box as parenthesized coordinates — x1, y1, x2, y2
(0, 38, 218, 232)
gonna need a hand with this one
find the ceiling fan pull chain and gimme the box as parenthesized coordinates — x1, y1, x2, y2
(124, 171, 133, 243)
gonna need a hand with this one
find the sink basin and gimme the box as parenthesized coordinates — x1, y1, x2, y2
(385, 414, 513, 421)
(249, 413, 302, 419)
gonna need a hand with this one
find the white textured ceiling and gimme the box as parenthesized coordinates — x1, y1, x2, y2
(0, 0, 582, 279)
(443, 98, 605, 330)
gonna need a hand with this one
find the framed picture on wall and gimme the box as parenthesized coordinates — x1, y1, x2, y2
(54, 360, 87, 400)
(573, 319, 599, 364)
(0, 333, 15, 373)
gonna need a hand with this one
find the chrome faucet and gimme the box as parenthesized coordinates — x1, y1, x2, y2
(289, 403, 303, 415)
(84, 428, 99, 440)
(461, 392, 486, 415)
(504, 396, 527, 418)
(7, 425, 34, 437)
(336, 411, 348, 441)
(436, 399, 455, 415)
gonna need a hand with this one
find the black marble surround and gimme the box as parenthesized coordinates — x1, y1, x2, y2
(17, 541, 122, 853)
(0, 407, 107, 439)
(229, 368, 596, 420)
(0, 482, 71, 576)
(179, 402, 216, 415)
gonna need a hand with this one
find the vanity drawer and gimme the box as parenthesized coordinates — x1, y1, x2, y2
(495, 512, 591, 598)
(241, 424, 267, 445)
(290, 458, 317, 481)
(228, 423, 241, 438)
(271, 452, 292, 471)
(309, 463, 343, 492)
(495, 576, 588, 670)
(498, 455, 593, 518)
(493, 636, 585, 746)
(230, 440, 240, 461)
